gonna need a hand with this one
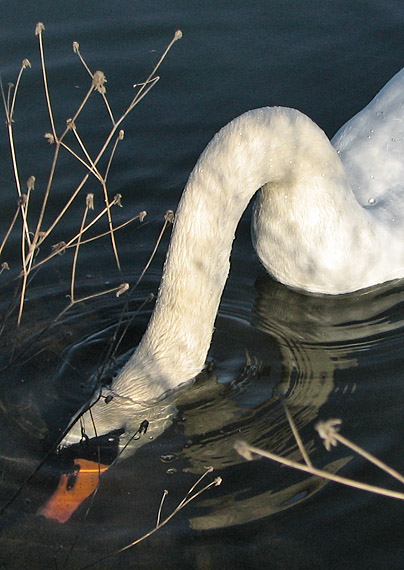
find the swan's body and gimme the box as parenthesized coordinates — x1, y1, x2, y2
(64, 67, 404, 444)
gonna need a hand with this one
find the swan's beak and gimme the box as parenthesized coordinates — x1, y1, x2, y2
(37, 427, 124, 523)
(37, 395, 172, 523)
(37, 458, 110, 523)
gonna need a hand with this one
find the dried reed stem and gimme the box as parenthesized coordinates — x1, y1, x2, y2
(234, 438, 404, 502)
(282, 401, 313, 467)
(2, 23, 182, 329)
(0, 205, 19, 258)
(70, 194, 93, 302)
(316, 420, 404, 486)
(78, 466, 220, 570)
(134, 210, 174, 287)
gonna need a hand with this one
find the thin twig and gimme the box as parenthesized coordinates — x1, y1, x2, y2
(70, 194, 93, 302)
(0, 204, 19, 257)
(104, 130, 124, 182)
(316, 420, 404, 486)
(73, 41, 115, 123)
(55, 282, 129, 322)
(10, 59, 31, 121)
(282, 401, 313, 467)
(78, 467, 220, 570)
(234, 441, 404, 501)
(337, 432, 404, 486)
(28, 195, 123, 275)
(65, 211, 147, 249)
(36, 23, 56, 139)
(129, 30, 182, 113)
(134, 210, 174, 287)
(59, 139, 103, 183)
(156, 489, 169, 527)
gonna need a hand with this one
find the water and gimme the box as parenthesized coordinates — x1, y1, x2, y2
(1, 1, 404, 568)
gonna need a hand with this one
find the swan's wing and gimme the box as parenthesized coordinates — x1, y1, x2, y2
(331, 67, 404, 222)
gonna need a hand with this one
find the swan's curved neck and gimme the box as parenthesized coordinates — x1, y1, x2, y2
(115, 107, 372, 397)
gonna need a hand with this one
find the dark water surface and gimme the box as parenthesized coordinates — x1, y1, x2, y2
(1, 1, 404, 569)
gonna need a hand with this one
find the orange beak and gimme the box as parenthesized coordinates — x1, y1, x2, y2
(37, 458, 110, 523)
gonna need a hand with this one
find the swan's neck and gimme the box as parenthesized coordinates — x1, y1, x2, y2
(115, 107, 373, 397)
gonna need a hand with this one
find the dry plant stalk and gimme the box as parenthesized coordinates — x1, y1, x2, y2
(0, 27, 210, 567)
(78, 467, 221, 570)
(0, 23, 182, 327)
(235, 412, 404, 502)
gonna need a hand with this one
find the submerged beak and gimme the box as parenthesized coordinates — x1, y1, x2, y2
(37, 420, 150, 523)
(37, 427, 126, 523)
(37, 458, 110, 523)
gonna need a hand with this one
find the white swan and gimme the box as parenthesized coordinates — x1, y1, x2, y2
(63, 67, 404, 444)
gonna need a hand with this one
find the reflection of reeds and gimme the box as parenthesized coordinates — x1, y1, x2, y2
(235, 409, 404, 501)
(0, 22, 182, 327)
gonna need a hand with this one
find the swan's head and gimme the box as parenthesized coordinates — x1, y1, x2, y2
(38, 387, 178, 524)
(60, 387, 178, 455)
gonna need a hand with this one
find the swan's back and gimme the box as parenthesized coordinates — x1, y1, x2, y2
(332, 67, 404, 226)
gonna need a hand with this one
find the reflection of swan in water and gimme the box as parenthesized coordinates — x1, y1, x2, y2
(63, 67, 404, 446)
(186, 277, 404, 529)
(183, 274, 404, 475)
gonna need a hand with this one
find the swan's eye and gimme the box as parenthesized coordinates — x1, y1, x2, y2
(104, 394, 114, 404)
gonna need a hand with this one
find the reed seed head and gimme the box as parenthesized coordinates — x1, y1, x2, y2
(51, 241, 67, 255)
(113, 194, 122, 207)
(86, 193, 94, 210)
(118, 129, 125, 140)
(139, 210, 147, 222)
(44, 132, 55, 144)
(315, 419, 342, 451)
(26, 175, 35, 191)
(35, 22, 45, 35)
(116, 282, 129, 297)
(72, 41, 80, 54)
(66, 118, 76, 130)
(233, 440, 254, 461)
(92, 71, 107, 94)
(22, 59, 31, 69)
(165, 210, 174, 223)
(174, 30, 183, 41)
